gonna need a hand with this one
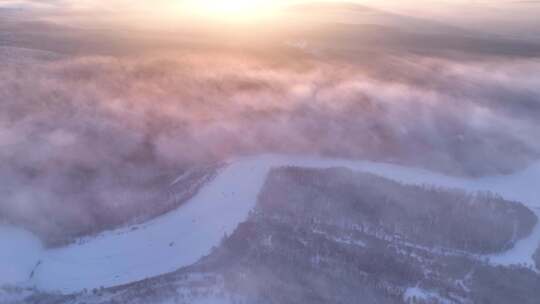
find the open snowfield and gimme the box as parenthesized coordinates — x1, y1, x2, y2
(1, 154, 540, 294)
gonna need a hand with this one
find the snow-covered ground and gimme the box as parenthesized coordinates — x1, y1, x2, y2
(0, 227, 42, 286)
(1, 154, 539, 294)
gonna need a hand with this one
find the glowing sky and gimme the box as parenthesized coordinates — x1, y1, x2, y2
(1, 0, 539, 38)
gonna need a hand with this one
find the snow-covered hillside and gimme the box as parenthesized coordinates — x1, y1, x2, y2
(1, 154, 539, 294)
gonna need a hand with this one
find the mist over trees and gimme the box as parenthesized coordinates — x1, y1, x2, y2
(2, 47, 540, 242)
(1, 2, 539, 304)
(259, 167, 537, 254)
(1, 3, 540, 249)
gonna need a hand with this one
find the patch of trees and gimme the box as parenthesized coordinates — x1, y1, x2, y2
(191, 200, 477, 304)
(214, 219, 407, 304)
(258, 167, 537, 254)
(469, 265, 540, 304)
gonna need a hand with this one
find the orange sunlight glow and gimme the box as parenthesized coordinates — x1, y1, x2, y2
(186, 0, 282, 22)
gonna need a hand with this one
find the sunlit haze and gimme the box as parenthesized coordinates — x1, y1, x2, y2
(186, 0, 282, 21)
(3, 0, 540, 37)
(1, 0, 540, 303)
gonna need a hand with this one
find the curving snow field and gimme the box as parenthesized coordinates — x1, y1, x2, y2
(1, 154, 540, 294)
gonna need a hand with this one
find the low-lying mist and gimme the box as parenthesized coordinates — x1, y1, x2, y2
(1, 5, 539, 245)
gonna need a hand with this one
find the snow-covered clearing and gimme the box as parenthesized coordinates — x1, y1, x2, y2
(1, 154, 539, 294)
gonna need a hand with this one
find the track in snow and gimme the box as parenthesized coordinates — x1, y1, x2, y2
(1, 154, 540, 294)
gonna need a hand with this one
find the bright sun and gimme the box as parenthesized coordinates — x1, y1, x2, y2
(188, 0, 280, 22)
